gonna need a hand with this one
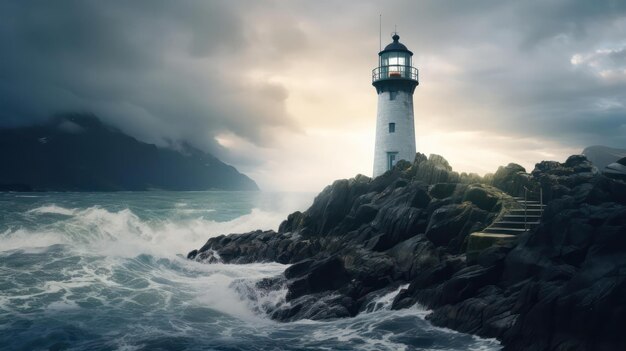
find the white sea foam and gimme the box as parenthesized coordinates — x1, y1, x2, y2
(297, 307, 426, 351)
(0, 228, 68, 252)
(364, 284, 411, 313)
(1, 200, 294, 324)
(229, 274, 289, 317)
(174, 208, 216, 215)
(3, 204, 289, 258)
(27, 204, 76, 216)
(186, 262, 287, 323)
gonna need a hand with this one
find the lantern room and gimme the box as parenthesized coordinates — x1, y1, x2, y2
(372, 33, 419, 85)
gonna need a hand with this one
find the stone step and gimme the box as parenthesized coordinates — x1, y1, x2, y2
(482, 227, 530, 235)
(502, 214, 541, 219)
(469, 232, 517, 239)
(491, 221, 540, 228)
(502, 216, 541, 223)
(509, 209, 543, 215)
(513, 199, 543, 203)
(516, 207, 545, 211)
(514, 202, 545, 207)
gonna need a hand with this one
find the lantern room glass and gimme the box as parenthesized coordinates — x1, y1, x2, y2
(379, 52, 411, 79)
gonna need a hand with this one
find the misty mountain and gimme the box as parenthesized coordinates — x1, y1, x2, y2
(0, 114, 258, 191)
(582, 145, 626, 170)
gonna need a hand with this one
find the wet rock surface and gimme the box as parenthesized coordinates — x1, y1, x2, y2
(189, 153, 626, 351)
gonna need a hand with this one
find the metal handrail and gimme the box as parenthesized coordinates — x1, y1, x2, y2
(523, 186, 544, 231)
(372, 65, 419, 82)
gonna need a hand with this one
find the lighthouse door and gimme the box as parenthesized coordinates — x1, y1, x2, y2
(387, 152, 398, 171)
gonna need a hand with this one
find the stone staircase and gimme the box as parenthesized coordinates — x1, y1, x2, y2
(482, 197, 544, 234)
(466, 195, 545, 262)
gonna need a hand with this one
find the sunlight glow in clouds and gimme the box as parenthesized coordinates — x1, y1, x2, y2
(1, 1, 625, 191)
(571, 45, 626, 81)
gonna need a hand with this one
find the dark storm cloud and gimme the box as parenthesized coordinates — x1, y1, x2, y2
(372, 0, 626, 148)
(0, 0, 296, 156)
(0, 0, 625, 167)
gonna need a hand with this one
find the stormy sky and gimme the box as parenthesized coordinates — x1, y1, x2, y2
(1, 1, 625, 191)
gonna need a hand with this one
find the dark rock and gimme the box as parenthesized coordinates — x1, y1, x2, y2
(606, 175, 626, 205)
(429, 183, 458, 199)
(463, 184, 500, 211)
(413, 152, 428, 164)
(188, 151, 626, 351)
(477, 244, 513, 269)
(369, 206, 426, 251)
(353, 204, 379, 224)
(439, 265, 501, 305)
(491, 163, 530, 196)
(186, 249, 198, 260)
(284, 259, 315, 279)
(278, 211, 305, 233)
(270, 293, 357, 321)
(410, 185, 432, 208)
(386, 235, 440, 280)
(425, 203, 489, 252)
(428, 154, 452, 171)
(393, 159, 413, 172)
(286, 256, 351, 301)
(412, 154, 461, 184)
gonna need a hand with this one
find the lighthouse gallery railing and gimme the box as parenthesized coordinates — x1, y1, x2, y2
(372, 65, 419, 82)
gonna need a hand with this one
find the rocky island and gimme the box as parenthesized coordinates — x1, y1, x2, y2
(188, 153, 626, 351)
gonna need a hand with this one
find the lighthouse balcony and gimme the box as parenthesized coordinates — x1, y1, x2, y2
(372, 65, 419, 83)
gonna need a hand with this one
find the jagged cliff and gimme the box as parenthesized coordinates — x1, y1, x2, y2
(188, 153, 626, 351)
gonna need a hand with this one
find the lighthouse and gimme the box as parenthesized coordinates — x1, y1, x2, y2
(372, 33, 419, 177)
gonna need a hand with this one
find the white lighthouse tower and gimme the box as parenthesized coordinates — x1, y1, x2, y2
(372, 33, 419, 177)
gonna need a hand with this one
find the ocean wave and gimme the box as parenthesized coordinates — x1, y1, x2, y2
(0, 193, 501, 350)
(175, 208, 217, 214)
(27, 204, 76, 216)
(2, 205, 289, 257)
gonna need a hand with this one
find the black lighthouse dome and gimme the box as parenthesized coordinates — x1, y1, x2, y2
(380, 34, 413, 55)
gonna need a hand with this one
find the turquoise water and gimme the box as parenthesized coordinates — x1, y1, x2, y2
(0, 191, 501, 351)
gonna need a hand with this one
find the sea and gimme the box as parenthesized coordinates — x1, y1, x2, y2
(0, 191, 501, 351)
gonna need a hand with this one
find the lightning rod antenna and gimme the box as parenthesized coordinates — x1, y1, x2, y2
(379, 14, 382, 51)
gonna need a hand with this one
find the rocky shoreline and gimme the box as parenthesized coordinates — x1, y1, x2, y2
(188, 153, 626, 351)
